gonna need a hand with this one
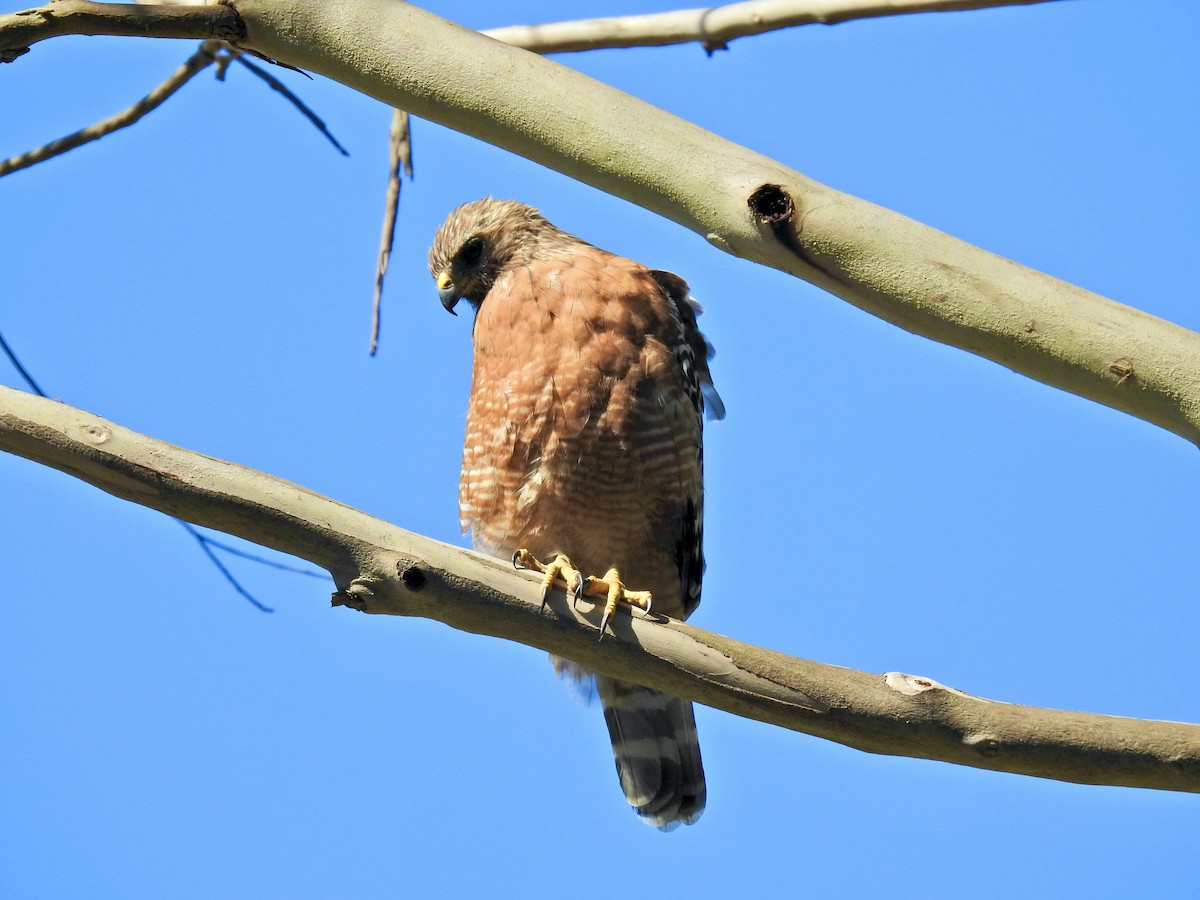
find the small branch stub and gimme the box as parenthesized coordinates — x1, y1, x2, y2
(883, 671, 986, 702)
(331, 588, 369, 612)
(1109, 357, 1135, 385)
(885, 671, 939, 696)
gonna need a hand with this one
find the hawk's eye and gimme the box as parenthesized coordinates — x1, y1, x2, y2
(460, 237, 486, 268)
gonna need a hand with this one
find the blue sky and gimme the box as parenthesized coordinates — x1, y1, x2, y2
(2, 0, 1199, 896)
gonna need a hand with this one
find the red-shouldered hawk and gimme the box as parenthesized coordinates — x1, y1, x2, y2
(429, 198, 723, 829)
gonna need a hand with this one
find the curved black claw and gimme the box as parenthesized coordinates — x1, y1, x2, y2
(571, 574, 586, 610)
(512, 550, 526, 570)
(598, 610, 611, 642)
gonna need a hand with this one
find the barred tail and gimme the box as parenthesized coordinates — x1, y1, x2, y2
(595, 675, 706, 830)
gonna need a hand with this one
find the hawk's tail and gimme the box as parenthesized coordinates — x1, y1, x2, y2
(595, 675, 706, 830)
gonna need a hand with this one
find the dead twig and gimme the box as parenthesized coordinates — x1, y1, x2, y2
(370, 108, 413, 356)
(233, 52, 349, 156)
(0, 41, 221, 176)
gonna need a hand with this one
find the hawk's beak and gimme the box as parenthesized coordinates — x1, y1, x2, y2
(436, 271, 460, 315)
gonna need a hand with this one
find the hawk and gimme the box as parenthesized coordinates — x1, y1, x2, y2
(429, 198, 723, 829)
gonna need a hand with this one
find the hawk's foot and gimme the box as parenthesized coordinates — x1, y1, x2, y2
(581, 567, 653, 642)
(512, 549, 586, 612)
(511, 553, 652, 639)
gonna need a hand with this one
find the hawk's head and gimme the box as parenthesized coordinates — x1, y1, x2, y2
(428, 198, 576, 314)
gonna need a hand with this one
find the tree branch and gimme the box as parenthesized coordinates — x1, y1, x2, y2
(485, 0, 1065, 54)
(248, 0, 1200, 448)
(8, 4, 1194, 442)
(0, 0, 243, 62)
(2, 383, 1198, 793)
(0, 0, 1065, 61)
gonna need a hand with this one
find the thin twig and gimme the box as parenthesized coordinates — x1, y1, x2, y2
(198, 535, 329, 578)
(182, 521, 276, 613)
(0, 41, 219, 177)
(369, 109, 412, 356)
(234, 53, 349, 156)
(0, 329, 46, 397)
(2, 37, 348, 179)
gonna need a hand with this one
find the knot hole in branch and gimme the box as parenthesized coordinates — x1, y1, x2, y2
(748, 183, 833, 279)
(399, 563, 427, 592)
(748, 183, 794, 226)
(748, 183, 804, 259)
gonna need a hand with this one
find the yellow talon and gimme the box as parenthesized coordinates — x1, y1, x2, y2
(513, 549, 584, 611)
(513, 553, 653, 637)
(583, 566, 653, 641)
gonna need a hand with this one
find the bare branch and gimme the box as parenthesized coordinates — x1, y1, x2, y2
(0, 36, 346, 179)
(0, 0, 1061, 63)
(0, 0, 243, 62)
(3, 383, 1198, 794)
(181, 521, 276, 613)
(3, 3, 1198, 442)
(193, 533, 328, 578)
(0, 329, 46, 396)
(233, 51, 349, 155)
(485, 0, 1065, 54)
(370, 108, 412, 356)
(0, 41, 220, 176)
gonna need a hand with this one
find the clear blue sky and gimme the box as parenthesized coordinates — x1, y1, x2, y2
(3, 1, 1199, 896)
